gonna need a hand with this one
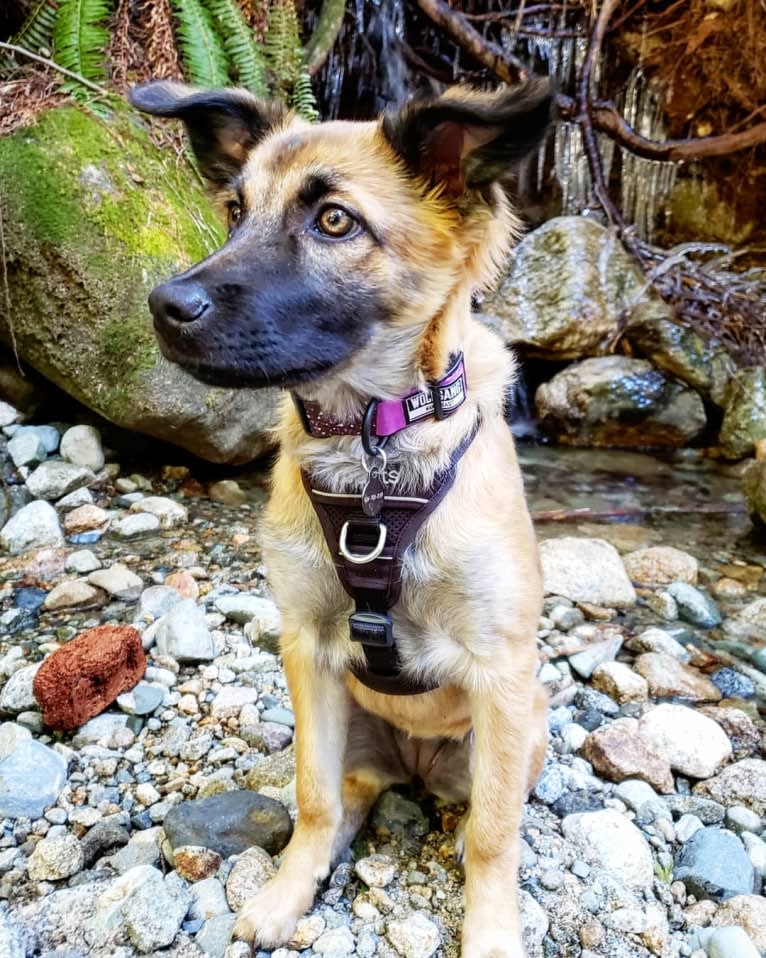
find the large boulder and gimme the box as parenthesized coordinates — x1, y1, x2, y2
(742, 459, 766, 533)
(480, 216, 648, 359)
(0, 104, 279, 464)
(719, 368, 766, 460)
(535, 356, 707, 447)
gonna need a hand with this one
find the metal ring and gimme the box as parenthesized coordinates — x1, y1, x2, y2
(339, 521, 387, 564)
(362, 447, 387, 475)
(361, 399, 388, 457)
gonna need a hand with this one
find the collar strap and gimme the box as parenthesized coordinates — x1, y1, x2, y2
(292, 353, 468, 441)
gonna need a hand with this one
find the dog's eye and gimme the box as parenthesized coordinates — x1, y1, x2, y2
(227, 202, 243, 230)
(315, 206, 356, 239)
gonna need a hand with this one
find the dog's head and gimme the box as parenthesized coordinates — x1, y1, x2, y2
(129, 79, 552, 394)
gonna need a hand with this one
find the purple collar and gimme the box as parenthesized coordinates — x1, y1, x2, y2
(292, 353, 468, 442)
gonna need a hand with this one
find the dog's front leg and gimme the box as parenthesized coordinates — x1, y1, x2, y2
(234, 630, 350, 948)
(461, 655, 542, 958)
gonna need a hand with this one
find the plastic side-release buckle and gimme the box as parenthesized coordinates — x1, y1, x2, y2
(349, 611, 394, 647)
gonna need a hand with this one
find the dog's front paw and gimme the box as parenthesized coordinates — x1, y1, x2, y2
(462, 921, 525, 958)
(233, 880, 308, 948)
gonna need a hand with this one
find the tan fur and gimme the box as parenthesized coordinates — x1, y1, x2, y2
(216, 107, 548, 958)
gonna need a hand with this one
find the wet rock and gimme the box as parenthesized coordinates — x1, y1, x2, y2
(59, 425, 104, 472)
(719, 367, 766, 459)
(87, 562, 143, 600)
(155, 599, 215, 662)
(386, 912, 440, 958)
(0, 739, 67, 818)
(65, 549, 100, 574)
(639, 704, 731, 778)
(129, 496, 187, 528)
(633, 653, 721, 702)
(712, 895, 766, 952)
(710, 668, 755, 700)
(539, 537, 636, 608)
(535, 356, 707, 448)
(172, 845, 222, 882)
(674, 827, 755, 900)
(33, 625, 145, 730)
(215, 594, 281, 635)
(62, 505, 109, 535)
(481, 216, 645, 359)
(707, 925, 760, 958)
(582, 717, 674, 792)
(208, 479, 247, 506)
(626, 627, 689, 660)
(26, 461, 93, 501)
(42, 579, 103, 611)
(1, 500, 63, 554)
(561, 809, 654, 887)
(568, 636, 624, 679)
(665, 582, 722, 628)
(591, 662, 648, 703)
(0, 663, 40, 713)
(694, 759, 766, 815)
(225, 846, 276, 911)
(742, 458, 766, 531)
(163, 791, 292, 858)
(28, 833, 83, 881)
(623, 546, 698, 587)
(113, 513, 161, 538)
(8, 430, 46, 469)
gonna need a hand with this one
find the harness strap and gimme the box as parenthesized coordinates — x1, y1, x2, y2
(302, 421, 479, 696)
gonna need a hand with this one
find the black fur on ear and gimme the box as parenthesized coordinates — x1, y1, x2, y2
(129, 81, 285, 188)
(382, 77, 555, 195)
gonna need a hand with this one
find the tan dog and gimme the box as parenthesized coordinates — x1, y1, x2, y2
(130, 77, 553, 957)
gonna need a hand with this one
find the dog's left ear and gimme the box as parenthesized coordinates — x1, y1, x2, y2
(129, 81, 285, 188)
(382, 77, 554, 195)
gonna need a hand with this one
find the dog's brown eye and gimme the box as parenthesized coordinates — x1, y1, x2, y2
(227, 202, 243, 229)
(316, 206, 355, 238)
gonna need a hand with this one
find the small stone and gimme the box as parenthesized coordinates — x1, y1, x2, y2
(121, 867, 191, 953)
(694, 759, 766, 815)
(725, 805, 761, 834)
(80, 817, 130, 867)
(568, 635, 623, 679)
(56, 485, 94, 510)
(0, 663, 40, 713)
(113, 513, 161, 538)
(627, 626, 688, 659)
(208, 480, 247, 506)
(65, 549, 101, 574)
(666, 582, 722, 628)
(561, 809, 654, 887)
(63, 505, 109, 535)
(712, 895, 766, 952)
(539, 537, 637, 608)
(155, 599, 215, 662)
(26, 460, 94, 501)
(313, 926, 355, 956)
(707, 926, 759, 958)
(225, 846, 276, 911)
(0, 738, 67, 818)
(260, 707, 294, 727)
(583, 718, 674, 792)
(172, 845, 223, 882)
(288, 914, 326, 949)
(210, 687, 259, 720)
(8, 430, 46, 469)
(129, 496, 188, 528)
(28, 832, 83, 881)
(0, 500, 63, 554)
(106, 828, 162, 873)
(138, 585, 184, 620)
(372, 791, 429, 838)
(355, 854, 395, 888)
(116, 682, 164, 716)
(676, 814, 704, 843)
(59, 425, 105, 472)
(638, 704, 732, 778)
(613, 779, 658, 812)
(88, 563, 143, 600)
(386, 912, 440, 958)
(42, 579, 102, 611)
(665, 795, 726, 824)
(698, 706, 761, 760)
(196, 913, 237, 958)
(533, 764, 567, 805)
(189, 877, 229, 920)
(634, 653, 721, 702)
(710, 668, 755, 700)
(591, 661, 648, 703)
(646, 591, 679, 621)
(164, 570, 199, 599)
(623, 546, 698, 586)
(0, 401, 21, 426)
(674, 826, 755, 900)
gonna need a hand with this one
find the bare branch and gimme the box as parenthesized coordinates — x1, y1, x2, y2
(0, 42, 109, 96)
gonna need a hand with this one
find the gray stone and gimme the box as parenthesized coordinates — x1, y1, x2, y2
(674, 827, 756, 901)
(59, 425, 104, 472)
(72, 713, 130, 747)
(106, 827, 162, 873)
(710, 668, 755, 700)
(372, 791, 429, 838)
(155, 600, 215, 662)
(87, 562, 143, 600)
(0, 721, 32, 760)
(0, 500, 63, 554)
(189, 877, 230, 921)
(627, 626, 688, 660)
(260, 707, 294, 728)
(28, 833, 83, 881)
(25, 461, 93, 501)
(215, 594, 281, 634)
(539, 537, 636, 608)
(533, 764, 567, 805)
(561, 809, 654, 887)
(196, 913, 237, 958)
(386, 912, 440, 958)
(56, 487, 94, 511)
(665, 795, 726, 824)
(313, 925, 356, 956)
(743, 458, 766, 531)
(80, 817, 130, 867)
(116, 683, 165, 716)
(568, 636, 624, 679)
(613, 779, 658, 812)
(676, 815, 704, 843)
(707, 926, 760, 958)
(122, 869, 191, 953)
(113, 513, 160, 538)
(8, 430, 47, 469)
(725, 806, 761, 834)
(666, 582, 722, 628)
(64, 549, 101, 574)
(0, 739, 67, 818)
(0, 663, 39, 713)
(694, 759, 766, 816)
(129, 496, 187, 528)
(0, 909, 26, 958)
(163, 791, 292, 858)
(138, 585, 184, 621)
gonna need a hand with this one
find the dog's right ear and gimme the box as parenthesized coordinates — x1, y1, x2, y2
(129, 81, 285, 188)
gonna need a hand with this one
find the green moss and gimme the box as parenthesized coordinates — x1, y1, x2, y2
(99, 314, 158, 379)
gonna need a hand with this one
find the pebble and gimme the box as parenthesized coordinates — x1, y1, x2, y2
(676, 814, 705, 843)
(561, 809, 654, 887)
(25, 461, 93, 501)
(646, 591, 679, 620)
(313, 925, 355, 956)
(172, 845, 223, 882)
(638, 704, 732, 778)
(210, 687, 259, 719)
(189, 877, 230, 920)
(87, 562, 143, 600)
(710, 668, 755, 700)
(0, 400, 21, 426)
(59, 425, 105, 472)
(64, 549, 101, 574)
(666, 582, 722, 628)
(0, 663, 40, 713)
(106, 828, 162, 873)
(225, 846, 276, 911)
(129, 496, 188, 528)
(208, 479, 248, 506)
(583, 718, 674, 792)
(56, 486, 94, 510)
(113, 513, 161, 538)
(386, 912, 441, 958)
(725, 805, 761, 834)
(0, 500, 63, 554)
(121, 867, 191, 953)
(155, 600, 215, 662)
(695, 759, 766, 816)
(372, 791, 429, 838)
(613, 779, 658, 812)
(8, 430, 47, 469)
(355, 854, 395, 888)
(196, 913, 237, 958)
(623, 546, 698, 586)
(63, 505, 110, 536)
(42, 579, 102, 611)
(674, 826, 756, 900)
(627, 626, 688, 660)
(116, 683, 165, 716)
(633, 653, 722, 702)
(568, 636, 623, 679)
(27, 833, 83, 881)
(591, 661, 648, 702)
(706, 925, 760, 958)
(539, 537, 637, 608)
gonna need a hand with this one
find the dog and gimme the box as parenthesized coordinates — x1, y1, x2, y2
(129, 76, 553, 957)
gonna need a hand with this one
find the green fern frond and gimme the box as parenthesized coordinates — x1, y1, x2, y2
(264, 0, 302, 94)
(52, 0, 112, 87)
(171, 0, 230, 88)
(12, 0, 58, 56)
(291, 66, 319, 122)
(204, 0, 268, 96)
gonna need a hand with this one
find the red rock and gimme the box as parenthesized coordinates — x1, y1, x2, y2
(165, 571, 199, 600)
(33, 625, 146, 730)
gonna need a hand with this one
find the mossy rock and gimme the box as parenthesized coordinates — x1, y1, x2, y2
(0, 102, 279, 463)
(720, 368, 766, 460)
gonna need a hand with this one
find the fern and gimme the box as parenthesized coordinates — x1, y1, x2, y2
(204, 0, 268, 96)
(171, 0, 230, 88)
(264, 0, 302, 95)
(52, 0, 112, 88)
(12, 0, 58, 56)
(292, 66, 319, 121)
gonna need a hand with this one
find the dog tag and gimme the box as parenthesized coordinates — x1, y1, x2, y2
(361, 474, 386, 517)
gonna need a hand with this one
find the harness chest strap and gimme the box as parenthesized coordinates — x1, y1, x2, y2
(301, 423, 479, 696)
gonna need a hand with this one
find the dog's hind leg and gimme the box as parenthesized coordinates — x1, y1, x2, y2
(234, 633, 351, 949)
(460, 649, 545, 958)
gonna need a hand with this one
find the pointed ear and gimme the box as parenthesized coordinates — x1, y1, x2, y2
(129, 81, 286, 188)
(382, 77, 554, 195)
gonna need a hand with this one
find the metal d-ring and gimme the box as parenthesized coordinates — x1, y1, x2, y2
(361, 398, 389, 458)
(339, 521, 387, 564)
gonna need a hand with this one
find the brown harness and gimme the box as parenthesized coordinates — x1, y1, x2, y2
(302, 423, 478, 696)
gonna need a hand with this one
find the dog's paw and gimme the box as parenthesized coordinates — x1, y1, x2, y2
(462, 919, 525, 958)
(233, 883, 304, 949)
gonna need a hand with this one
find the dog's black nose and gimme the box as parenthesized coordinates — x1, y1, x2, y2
(149, 280, 211, 325)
